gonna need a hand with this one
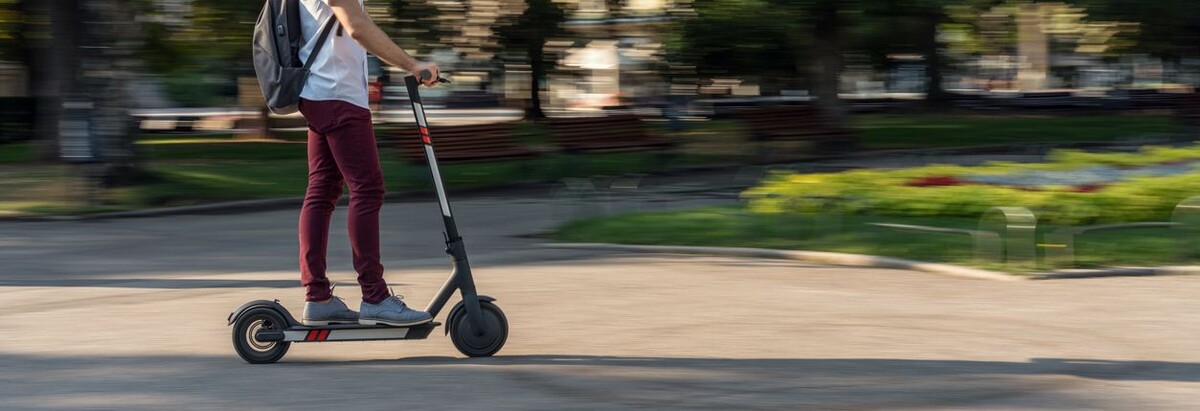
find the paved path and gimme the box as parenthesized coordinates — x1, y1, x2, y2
(1, 193, 1199, 410)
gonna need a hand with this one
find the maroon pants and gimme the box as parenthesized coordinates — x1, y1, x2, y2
(297, 99, 389, 304)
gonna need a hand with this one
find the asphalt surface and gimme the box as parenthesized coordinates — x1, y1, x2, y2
(2, 191, 1199, 410)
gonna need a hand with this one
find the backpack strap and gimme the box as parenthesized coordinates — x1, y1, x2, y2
(303, 18, 339, 70)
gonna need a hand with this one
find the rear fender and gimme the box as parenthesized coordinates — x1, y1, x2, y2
(227, 300, 299, 327)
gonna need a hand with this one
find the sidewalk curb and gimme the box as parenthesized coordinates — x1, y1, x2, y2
(1030, 266, 1200, 279)
(542, 243, 1023, 281)
(542, 243, 1200, 281)
(0, 197, 306, 222)
(0, 182, 552, 222)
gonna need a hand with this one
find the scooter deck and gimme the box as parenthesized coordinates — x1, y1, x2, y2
(259, 322, 441, 343)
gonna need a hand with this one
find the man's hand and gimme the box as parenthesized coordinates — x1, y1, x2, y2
(411, 61, 441, 86)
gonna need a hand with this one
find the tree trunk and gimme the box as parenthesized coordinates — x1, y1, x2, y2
(80, 0, 142, 184)
(920, 7, 947, 108)
(260, 106, 272, 139)
(810, 1, 846, 127)
(527, 43, 546, 120)
(23, 0, 79, 162)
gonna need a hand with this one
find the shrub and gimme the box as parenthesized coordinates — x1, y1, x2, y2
(743, 144, 1200, 225)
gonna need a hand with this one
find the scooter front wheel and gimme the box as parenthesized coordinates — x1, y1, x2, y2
(232, 307, 291, 364)
(448, 301, 508, 357)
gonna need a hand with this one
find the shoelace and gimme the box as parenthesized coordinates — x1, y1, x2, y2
(328, 284, 347, 305)
(386, 287, 407, 308)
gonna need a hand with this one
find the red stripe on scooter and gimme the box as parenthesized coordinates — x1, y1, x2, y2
(305, 330, 317, 341)
(419, 127, 431, 144)
(318, 329, 331, 341)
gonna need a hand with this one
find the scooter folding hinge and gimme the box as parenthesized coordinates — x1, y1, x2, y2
(444, 236, 465, 257)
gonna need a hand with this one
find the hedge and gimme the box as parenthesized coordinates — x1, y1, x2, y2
(743, 144, 1200, 225)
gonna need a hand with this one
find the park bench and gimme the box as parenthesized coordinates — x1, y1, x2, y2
(390, 122, 540, 164)
(1125, 88, 1184, 109)
(723, 105, 857, 159)
(0, 97, 34, 142)
(1178, 92, 1200, 131)
(544, 115, 676, 154)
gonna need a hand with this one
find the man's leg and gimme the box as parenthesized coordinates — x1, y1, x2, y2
(322, 103, 390, 304)
(298, 100, 345, 302)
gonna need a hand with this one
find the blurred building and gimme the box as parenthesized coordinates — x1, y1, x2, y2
(551, 0, 676, 112)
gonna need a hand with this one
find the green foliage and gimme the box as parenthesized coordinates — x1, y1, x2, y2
(1078, 0, 1200, 61)
(186, 0, 261, 70)
(553, 206, 1195, 271)
(0, 0, 21, 61)
(670, 0, 801, 84)
(856, 113, 1184, 149)
(159, 69, 238, 107)
(0, 141, 31, 163)
(386, 0, 442, 54)
(495, 0, 566, 54)
(133, 0, 261, 105)
(743, 144, 1200, 225)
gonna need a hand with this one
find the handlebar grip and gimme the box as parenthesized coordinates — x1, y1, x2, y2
(418, 69, 451, 84)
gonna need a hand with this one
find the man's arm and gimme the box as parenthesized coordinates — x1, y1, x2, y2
(326, 0, 439, 85)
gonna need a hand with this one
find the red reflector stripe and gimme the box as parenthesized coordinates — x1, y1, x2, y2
(305, 330, 317, 341)
(318, 330, 331, 341)
(419, 126, 431, 144)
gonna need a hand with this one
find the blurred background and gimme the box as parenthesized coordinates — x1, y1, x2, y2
(6, 3, 1200, 407)
(1, 0, 1200, 272)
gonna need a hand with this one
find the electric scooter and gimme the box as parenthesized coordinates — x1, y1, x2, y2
(228, 71, 508, 364)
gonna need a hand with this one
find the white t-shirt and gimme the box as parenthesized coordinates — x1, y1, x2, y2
(298, 0, 370, 109)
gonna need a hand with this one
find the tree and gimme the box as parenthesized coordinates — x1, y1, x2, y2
(495, 0, 566, 119)
(0, 0, 21, 61)
(670, 0, 804, 91)
(1078, 0, 1200, 63)
(15, 0, 141, 177)
(19, 0, 76, 162)
(672, 0, 855, 125)
(805, 0, 849, 124)
(78, 0, 142, 183)
(386, 0, 443, 54)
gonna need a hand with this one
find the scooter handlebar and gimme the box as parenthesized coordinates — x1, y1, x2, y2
(418, 69, 450, 85)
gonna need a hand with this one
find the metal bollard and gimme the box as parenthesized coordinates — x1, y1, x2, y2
(979, 206, 1038, 268)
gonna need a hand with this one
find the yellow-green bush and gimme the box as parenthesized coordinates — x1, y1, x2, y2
(743, 144, 1200, 225)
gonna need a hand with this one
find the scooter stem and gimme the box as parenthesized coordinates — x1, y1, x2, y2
(405, 72, 487, 334)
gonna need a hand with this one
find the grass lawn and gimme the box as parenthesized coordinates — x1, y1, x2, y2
(854, 113, 1185, 149)
(0, 142, 33, 164)
(0, 137, 700, 215)
(553, 206, 1196, 273)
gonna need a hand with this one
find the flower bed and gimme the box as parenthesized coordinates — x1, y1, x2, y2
(743, 144, 1200, 225)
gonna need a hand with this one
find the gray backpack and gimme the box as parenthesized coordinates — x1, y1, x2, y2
(252, 0, 338, 114)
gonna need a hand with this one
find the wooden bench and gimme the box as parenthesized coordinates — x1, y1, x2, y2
(1178, 92, 1200, 130)
(390, 122, 540, 164)
(724, 105, 856, 157)
(544, 115, 675, 154)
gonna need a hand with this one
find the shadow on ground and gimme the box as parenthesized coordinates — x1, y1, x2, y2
(2, 353, 1194, 409)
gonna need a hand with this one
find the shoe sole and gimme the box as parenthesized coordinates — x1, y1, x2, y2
(301, 319, 359, 326)
(359, 318, 432, 327)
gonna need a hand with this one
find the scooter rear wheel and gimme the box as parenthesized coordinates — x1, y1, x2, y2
(232, 307, 291, 364)
(448, 301, 508, 357)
